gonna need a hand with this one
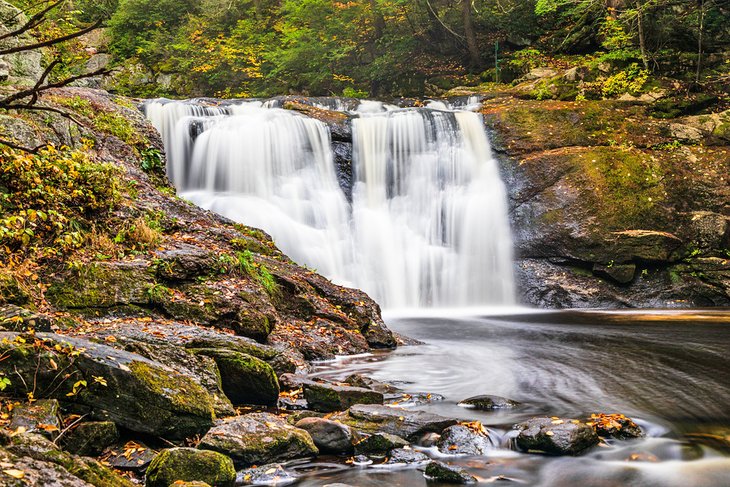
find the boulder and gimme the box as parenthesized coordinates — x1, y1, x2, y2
(343, 374, 399, 394)
(515, 417, 599, 455)
(592, 262, 636, 284)
(190, 348, 279, 406)
(384, 447, 429, 466)
(0, 445, 93, 486)
(105, 442, 156, 473)
(60, 422, 119, 457)
(437, 425, 493, 455)
(0, 305, 54, 332)
(0, 332, 215, 439)
(424, 461, 477, 484)
(145, 448, 236, 487)
(294, 417, 353, 454)
(335, 404, 457, 441)
(354, 433, 408, 456)
(586, 413, 643, 440)
(198, 413, 318, 467)
(303, 382, 383, 412)
(4, 432, 133, 487)
(8, 399, 61, 439)
(458, 395, 521, 410)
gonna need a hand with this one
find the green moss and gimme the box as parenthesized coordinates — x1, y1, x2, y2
(93, 112, 146, 146)
(145, 448, 235, 487)
(128, 361, 215, 418)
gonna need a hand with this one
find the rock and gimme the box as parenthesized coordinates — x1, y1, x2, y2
(303, 381, 383, 413)
(145, 448, 236, 487)
(198, 413, 318, 467)
(343, 374, 400, 394)
(0, 1, 43, 85)
(191, 348, 279, 406)
(458, 395, 521, 410)
(0, 332, 215, 439)
(335, 404, 457, 441)
(686, 211, 730, 250)
(592, 262, 636, 284)
(0, 445, 93, 486)
(610, 230, 684, 263)
(354, 433, 408, 456)
(294, 417, 353, 454)
(515, 417, 599, 455)
(0, 271, 29, 305)
(279, 373, 308, 391)
(670, 123, 705, 142)
(424, 461, 477, 484)
(238, 463, 297, 486)
(60, 422, 119, 457)
(8, 399, 61, 439)
(586, 413, 644, 440)
(5, 432, 133, 487)
(386, 392, 445, 407)
(524, 68, 557, 80)
(153, 244, 217, 281)
(105, 442, 156, 472)
(384, 447, 429, 465)
(437, 425, 493, 455)
(0, 305, 54, 332)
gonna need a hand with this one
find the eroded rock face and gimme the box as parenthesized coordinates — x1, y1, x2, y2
(515, 417, 599, 455)
(198, 413, 318, 467)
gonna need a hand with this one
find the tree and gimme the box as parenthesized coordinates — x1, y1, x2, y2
(0, 0, 108, 152)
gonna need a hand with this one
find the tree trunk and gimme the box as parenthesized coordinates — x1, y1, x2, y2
(635, 0, 649, 70)
(696, 0, 705, 83)
(461, 0, 481, 67)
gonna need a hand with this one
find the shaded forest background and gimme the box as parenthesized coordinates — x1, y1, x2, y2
(6, 0, 730, 98)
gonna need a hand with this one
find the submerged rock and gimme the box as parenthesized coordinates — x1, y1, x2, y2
(238, 463, 297, 486)
(335, 404, 457, 441)
(343, 374, 400, 394)
(458, 395, 521, 410)
(198, 413, 318, 467)
(437, 424, 494, 456)
(586, 413, 644, 440)
(515, 417, 599, 455)
(60, 421, 119, 457)
(145, 448, 236, 487)
(294, 417, 354, 454)
(354, 433, 409, 456)
(302, 381, 383, 412)
(384, 447, 429, 466)
(424, 461, 477, 484)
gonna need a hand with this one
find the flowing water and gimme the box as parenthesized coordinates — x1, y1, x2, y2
(144, 98, 514, 308)
(294, 308, 730, 486)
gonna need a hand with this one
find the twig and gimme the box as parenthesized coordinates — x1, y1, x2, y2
(52, 413, 88, 445)
(0, 19, 103, 56)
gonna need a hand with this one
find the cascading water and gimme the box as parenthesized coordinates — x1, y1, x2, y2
(143, 98, 515, 308)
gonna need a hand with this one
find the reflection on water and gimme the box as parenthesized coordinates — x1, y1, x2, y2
(296, 309, 730, 486)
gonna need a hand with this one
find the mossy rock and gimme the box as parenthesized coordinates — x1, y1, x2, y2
(45, 260, 155, 310)
(60, 421, 119, 456)
(145, 448, 235, 487)
(190, 349, 279, 406)
(8, 399, 61, 439)
(303, 382, 383, 413)
(0, 271, 29, 306)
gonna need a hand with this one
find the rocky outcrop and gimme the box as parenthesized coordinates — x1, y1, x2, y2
(482, 97, 730, 307)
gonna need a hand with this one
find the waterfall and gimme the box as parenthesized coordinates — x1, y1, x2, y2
(143, 98, 515, 308)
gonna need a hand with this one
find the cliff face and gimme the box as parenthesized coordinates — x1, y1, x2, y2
(482, 97, 730, 307)
(0, 87, 395, 357)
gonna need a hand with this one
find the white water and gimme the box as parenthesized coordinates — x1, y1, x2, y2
(144, 98, 515, 308)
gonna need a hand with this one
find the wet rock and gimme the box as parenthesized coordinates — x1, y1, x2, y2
(458, 395, 521, 410)
(343, 374, 400, 394)
(153, 244, 217, 281)
(61, 421, 119, 457)
(592, 262, 636, 284)
(586, 413, 644, 440)
(386, 392, 445, 407)
(294, 417, 353, 454)
(0, 445, 92, 486)
(279, 373, 309, 391)
(9, 399, 61, 439)
(437, 425, 493, 456)
(424, 461, 477, 484)
(198, 413, 318, 467)
(354, 433, 408, 456)
(0, 332, 215, 439)
(239, 463, 297, 486)
(145, 448, 236, 487)
(105, 442, 157, 472)
(303, 382, 383, 413)
(335, 404, 457, 441)
(385, 447, 429, 465)
(191, 348, 279, 406)
(5, 432, 133, 487)
(515, 417, 599, 455)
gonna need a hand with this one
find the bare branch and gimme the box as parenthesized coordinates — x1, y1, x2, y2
(0, 138, 44, 153)
(0, 18, 103, 56)
(0, 0, 65, 43)
(0, 67, 108, 106)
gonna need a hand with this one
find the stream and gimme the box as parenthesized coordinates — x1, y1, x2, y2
(291, 308, 730, 486)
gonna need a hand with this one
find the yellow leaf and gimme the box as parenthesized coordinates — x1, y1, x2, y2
(3, 469, 24, 479)
(545, 431, 554, 436)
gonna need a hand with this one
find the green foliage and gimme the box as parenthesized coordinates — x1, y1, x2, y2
(601, 63, 649, 98)
(0, 144, 122, 259)
(342, 87, 369, 99)
(509, 49, 545, 73)
(93, 112, 143, 146)
(140, 147, 164, 173)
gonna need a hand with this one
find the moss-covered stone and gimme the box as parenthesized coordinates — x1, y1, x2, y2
(45, 261, 155, 310)
(145, 448, 235, 487)
(60, 421, 119, 456)
(8, 399, 61, 439)
(303, 381, 383, 413)
(0, 270, 29, 306)
(198, 413, 318, 468)
(190, 349, 279, 406)
(424, 461, 477, 484)
(353, 433, 408, 456)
